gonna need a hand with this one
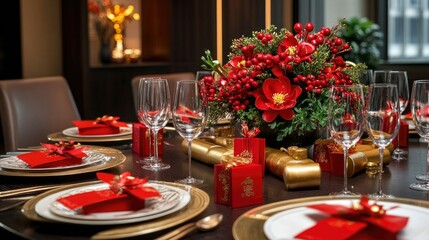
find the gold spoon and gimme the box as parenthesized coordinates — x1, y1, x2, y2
(154, 213, 223, 240)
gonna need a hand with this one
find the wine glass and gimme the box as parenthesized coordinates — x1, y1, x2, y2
(172, 80, 208, 185)
(138, 78, 171, 171)
(388, 71, 409, 160)
(137, 77, 160, 164)
(410, 80, 429, 191)
(327, 84, 365, 196)
(366, 84, 400, 198)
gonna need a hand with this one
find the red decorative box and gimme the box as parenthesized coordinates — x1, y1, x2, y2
(132, 123, 164, 156)
(57, 172, 161, 214)
(214, 163, 263, 208)
(73, 116, 128, 135)
(313, 139, 334, 172)
(392, 120, 409, 148)
(233, 138, 266, 176)
(18, 143, 86, 168)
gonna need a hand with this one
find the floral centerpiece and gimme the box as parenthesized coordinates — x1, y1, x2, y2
(200, 22, 366, 145)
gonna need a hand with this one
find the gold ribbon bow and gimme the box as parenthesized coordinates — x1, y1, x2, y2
(220, 150, 252, 170)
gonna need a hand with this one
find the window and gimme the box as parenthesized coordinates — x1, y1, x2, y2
(388, 0, 429, 60)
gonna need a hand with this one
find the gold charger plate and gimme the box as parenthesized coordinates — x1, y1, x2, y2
(48, 131, 132, 143)
(232, 196, 429, 240)
(0, 146, 125, 177)
(21, 181, 210, 240)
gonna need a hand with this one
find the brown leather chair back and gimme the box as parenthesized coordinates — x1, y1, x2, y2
(131, 72, 196, 113)
(0, 76, 80, 152)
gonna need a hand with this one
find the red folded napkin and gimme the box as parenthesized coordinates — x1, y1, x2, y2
(73, 115, 129, 135)
(57, 172, 161, 214)
(295, 196, 409, 240)
(17, 141, 87, 168)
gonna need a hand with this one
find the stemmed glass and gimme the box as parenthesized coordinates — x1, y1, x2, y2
(327, 84, 365, 196)
(366, 84, 400, 198)
(388, 71, 409, 160)
(410, 80, 429, 191)
(138, 78, 171, 171)
(137, 77, 159, 164)
(172, 80, 208, 185)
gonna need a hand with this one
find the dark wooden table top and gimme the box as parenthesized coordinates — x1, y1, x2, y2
(1, 131, 428, 240)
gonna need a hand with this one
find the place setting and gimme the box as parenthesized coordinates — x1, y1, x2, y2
(20, 171, 210, 239)
(0, 141, 126, 177)
(48, 115, 133, 143)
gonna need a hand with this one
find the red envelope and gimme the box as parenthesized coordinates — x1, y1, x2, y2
(57, 172, 161, 214)
(73, 116, 128, 135)
(18, 148, 86, 168)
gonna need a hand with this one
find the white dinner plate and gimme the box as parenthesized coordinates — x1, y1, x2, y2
(35, 182, 191, 225)
(50, 183, 182, 221)
(62, 124, 132, 138)
(0, 150, 108, 172)
(263, 199, 429, 240)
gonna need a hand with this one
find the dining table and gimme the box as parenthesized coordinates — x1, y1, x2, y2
(0, 128, 428, 240)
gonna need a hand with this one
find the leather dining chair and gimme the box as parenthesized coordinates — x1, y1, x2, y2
(0, 76, 81, 152)
(130, 72, 196, 112)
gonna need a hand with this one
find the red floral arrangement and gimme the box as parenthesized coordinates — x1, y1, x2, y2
(200, 22, 366, 142)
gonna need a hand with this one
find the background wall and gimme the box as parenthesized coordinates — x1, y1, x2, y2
(20, 0, 62, 78)
(324, 0, 368, 26)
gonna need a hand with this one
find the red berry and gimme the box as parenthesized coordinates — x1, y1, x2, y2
(266, 34, 273, 40)
(334, 38, 343, 46)
(305, 22, 314, 32)
(262, 37, 269, 44)
(257, 32, 264, 40)
(294, 23, 303, 33)
(321, 27, 331, 36)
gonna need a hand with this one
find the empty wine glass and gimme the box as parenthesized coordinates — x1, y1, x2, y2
(388, 71, 409, 160)
(410, 80, 429, 191)
(172, 80, 208, 186)
(137, 77, 160, 164)
(328, 84, 365, 196)
(172, 80, 208, 185)
(366, 84, 400, 198)
(138, 78, 171, 171)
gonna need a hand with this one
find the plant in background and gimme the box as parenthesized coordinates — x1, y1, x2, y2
(338, 17, 383, 69)
(200, 22, 366, 142)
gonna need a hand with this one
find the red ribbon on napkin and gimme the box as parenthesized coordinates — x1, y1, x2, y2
(295, 196, 409, 240)
(93, 115, 128, 128)
(73, 115, 128, 135)
(57, 172, 161, 214)
(17, 141, 87, 168)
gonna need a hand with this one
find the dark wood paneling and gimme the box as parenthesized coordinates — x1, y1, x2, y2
(222, 0, 265, 63)
(0, 1, 22, 80)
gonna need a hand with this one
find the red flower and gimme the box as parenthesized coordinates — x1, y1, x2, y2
(278, 35, 315, 63)
(254, 76, 302, 122)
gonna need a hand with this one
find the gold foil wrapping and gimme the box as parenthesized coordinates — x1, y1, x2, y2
(265, 147, 321, 190)
(186, 138, 321, 190)
(181, 139, 228, 165)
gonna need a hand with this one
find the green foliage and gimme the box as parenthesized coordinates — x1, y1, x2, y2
(338, 17, 383, 69)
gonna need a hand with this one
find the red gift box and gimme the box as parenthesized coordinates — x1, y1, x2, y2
(295, 196, 409, 240)
(214, 163, 263, 208)
(313, 139, 334, 172)
(392, 120, 409, 148)
(18, 142, 87, 168)
(233, 138, 266, 176)
(57, 172, 161, 214)
(132, 122, 164, 156)
(73, 115, 128, 135)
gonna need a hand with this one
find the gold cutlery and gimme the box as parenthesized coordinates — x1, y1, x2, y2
(0, 181, 100, 199)
(154, 213, 223, 240)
